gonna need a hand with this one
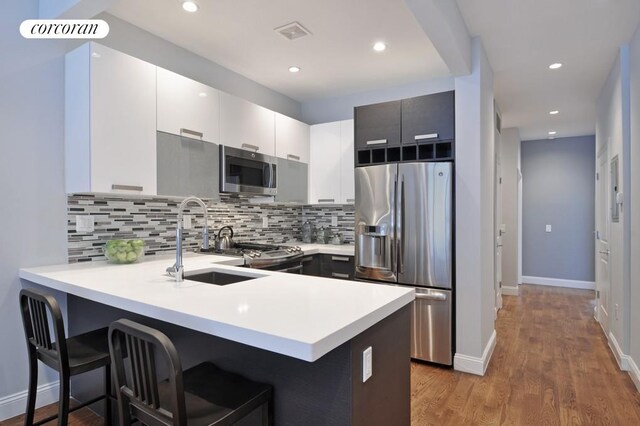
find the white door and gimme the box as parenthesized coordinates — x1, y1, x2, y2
(275, 113, 310, 163)
(495, 145, 503, 311)
(309, 122, 341, 204)
(339, 120, 355, 204)
(595, 147, 610, 333)
(219, 92, 275, 155)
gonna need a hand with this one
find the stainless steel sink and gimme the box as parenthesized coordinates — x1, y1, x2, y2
(184, 271, 257, 286)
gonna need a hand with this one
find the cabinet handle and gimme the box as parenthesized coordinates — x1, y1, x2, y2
(180, 128, 203, 139)
(242, 143, 260, 151)
(318, 199, 335, 203)
(112, 184, 143, 192)
(346, 198, 355, 203)
(366, 139, 387, 145)
(287, 154, 301, 161)
(331, 272, 350, 279)
(415, 291, 448, 301)
(415, 133, 438, 141)
(302, 256, 314, 262)
(331, 256, 350, 262)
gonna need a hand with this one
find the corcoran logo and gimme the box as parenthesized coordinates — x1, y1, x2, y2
(20, 19, 109, 39)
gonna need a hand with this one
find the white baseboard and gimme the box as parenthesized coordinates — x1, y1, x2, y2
(608, 332, 629, 370)
(454, 330, 497, 376)
(521, 276, 595, 290)
(608, 332, 640, 392)
(0, 381, 60, 421)
(629, 356, 640, 392)
(502, 285, 519, 296)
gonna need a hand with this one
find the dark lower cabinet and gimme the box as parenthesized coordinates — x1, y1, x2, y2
(302, 254, 355, 280)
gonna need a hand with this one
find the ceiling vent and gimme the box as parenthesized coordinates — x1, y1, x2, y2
(274, 21, 311, 40)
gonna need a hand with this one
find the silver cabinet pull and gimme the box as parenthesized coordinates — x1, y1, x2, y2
(302, 256, 314, 262)
(287, 154, 301, 161)
(331, 272, 350, 279)
(318, 199, 335, 203)
(346, 198, 355, 203)
(415, 291, 447, 301)
(242, 143, 259, 151)
(112, 184, 143, 192)
(414, 133, 438, 141)
(282, 265, 303, 273)
(366, 139, 387, 145)
(331, 256, 350, 262)
(180, 128, 203, 139)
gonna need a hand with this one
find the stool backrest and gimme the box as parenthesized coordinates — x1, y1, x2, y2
(19, 288, 68, 371)
(108, 319, 187, 426)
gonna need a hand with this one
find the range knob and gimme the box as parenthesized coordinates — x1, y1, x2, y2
(255, 251, 262, 257)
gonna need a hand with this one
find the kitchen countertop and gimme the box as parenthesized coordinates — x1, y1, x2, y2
(288, 242, 355, 256)
(19, 252, 412, 362)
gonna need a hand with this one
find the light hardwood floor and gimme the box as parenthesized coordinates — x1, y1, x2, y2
(3, 284, 640, 425)
(411, 284, 640, 425)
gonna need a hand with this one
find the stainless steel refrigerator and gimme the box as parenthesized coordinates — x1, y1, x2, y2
(355, 162, 453, 365)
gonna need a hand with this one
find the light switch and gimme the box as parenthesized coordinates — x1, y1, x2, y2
(75, 215, 94, 234)
(331, 216, 338, 227)
(183, 215, 192, 229)
(545, 225, 552, 233)
(362, 346, 373, 382)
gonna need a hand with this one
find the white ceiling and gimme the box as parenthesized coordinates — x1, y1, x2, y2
(456, 0, 640, 141)
(108, 0, 450, 102)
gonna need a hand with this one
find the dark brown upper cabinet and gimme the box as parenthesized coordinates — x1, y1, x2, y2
(354, 100, 402, 149)
(401, 91, 455, 144)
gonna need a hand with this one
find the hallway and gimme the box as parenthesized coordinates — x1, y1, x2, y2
(411, 284, 640, 425)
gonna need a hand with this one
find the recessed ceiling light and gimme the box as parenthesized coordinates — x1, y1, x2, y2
(549, 63, 562, 69)
(373, 42, 387, 52)
(182, 1, 199, 12)
(549, 110, 559, 115)
(288, 66, 301, 73)
(198, 92, 207, 98)
(548, 131, 557, 135)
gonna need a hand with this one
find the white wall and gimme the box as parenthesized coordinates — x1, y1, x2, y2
(453, 37, 496, 375)
(629, 23, 640, 387)
(500, 128, 521, 294)
(596, 47, 630, 356)
(0, 0, 69, 419)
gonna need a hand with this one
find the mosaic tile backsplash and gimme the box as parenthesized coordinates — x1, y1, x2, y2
(67, 194, 355, 263)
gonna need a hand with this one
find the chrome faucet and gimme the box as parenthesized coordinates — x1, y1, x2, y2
(167, 196, 210, 282)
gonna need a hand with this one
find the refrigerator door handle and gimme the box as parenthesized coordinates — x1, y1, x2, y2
(390, 174, 397, 275)
(398, 176, 405, 274)
(415, 291, 448, 301)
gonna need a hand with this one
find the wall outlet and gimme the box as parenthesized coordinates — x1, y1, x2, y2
(75, 215, 94, 234)
(362, 347, 373, 382)
(262, 216, 268, 228)
(331, 216, 338, 227)
(545, 224, 552, 233)
(183, 215, 192, 229)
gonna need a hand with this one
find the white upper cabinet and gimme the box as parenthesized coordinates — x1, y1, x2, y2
(309, 119, 355, 204)
(275, 113, 310, 163)
(219, 92, 275, 156)
(340, 119, 355, 204)
(65, 43, 157, 195)
(309, 121, 342, 204)
(156, 67, 219, 143)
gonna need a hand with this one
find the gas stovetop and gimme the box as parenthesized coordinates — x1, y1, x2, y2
(202, 243, 303, 266)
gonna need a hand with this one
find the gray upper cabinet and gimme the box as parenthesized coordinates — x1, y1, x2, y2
(275, 158, 308, 204)
(157, 132, 219, 199)
(354, 100, 402, 149)
(401, 91, 455, 144)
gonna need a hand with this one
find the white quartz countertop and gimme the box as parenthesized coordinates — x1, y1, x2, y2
(19, 252, 412, 362)
(288, 243, 355, 256)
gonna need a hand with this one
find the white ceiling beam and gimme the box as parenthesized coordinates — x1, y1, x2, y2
(404, 0, 472, 76)
(39, 0, 118, 19)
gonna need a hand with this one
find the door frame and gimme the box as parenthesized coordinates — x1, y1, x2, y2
(595, 144, 610, 333)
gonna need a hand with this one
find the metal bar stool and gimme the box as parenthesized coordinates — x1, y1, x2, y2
(19, 288, 113, 426)
(108, 319, 274, 426)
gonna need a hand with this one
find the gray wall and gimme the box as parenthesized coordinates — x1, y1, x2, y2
(0, 0, 69, 415)
(521, 135, 596, 282)
(300, 76, 454, 124)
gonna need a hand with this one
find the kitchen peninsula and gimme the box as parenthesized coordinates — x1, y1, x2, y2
(20, 253, 413, 425)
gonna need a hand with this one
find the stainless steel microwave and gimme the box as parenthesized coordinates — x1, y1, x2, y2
(219, 145, 277, 195)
